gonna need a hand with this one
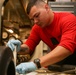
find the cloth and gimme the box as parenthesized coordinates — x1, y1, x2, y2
(24, 12, 76, 54)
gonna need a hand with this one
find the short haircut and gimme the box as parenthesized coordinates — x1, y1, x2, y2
(26, 0, 45, 15)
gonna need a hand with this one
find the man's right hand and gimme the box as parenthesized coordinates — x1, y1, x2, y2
(16, 62, 37, 74)
(7, 39, 21, 52)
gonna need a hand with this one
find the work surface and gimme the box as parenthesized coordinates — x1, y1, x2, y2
(16, 67, 76, 75)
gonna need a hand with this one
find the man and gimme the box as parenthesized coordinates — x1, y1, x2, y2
(7, 0, 76, 74)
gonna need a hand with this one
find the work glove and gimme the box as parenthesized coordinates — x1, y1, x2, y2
(16, 62, 37, 74)
(7, 39, 21, 51)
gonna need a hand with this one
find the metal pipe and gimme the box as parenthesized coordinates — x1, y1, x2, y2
(0, 0, 4, 45)
(0, 0, 9, 45)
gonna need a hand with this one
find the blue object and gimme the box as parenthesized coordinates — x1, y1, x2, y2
(7, 39, 21, 51)
(16, 62, 37, 74)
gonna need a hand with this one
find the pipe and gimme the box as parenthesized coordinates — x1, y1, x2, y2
(0, 0, 9, 45)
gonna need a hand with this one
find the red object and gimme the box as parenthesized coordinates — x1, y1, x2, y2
(24, 12, 76, 54)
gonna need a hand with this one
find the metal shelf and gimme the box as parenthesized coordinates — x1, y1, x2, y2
(48, 2, 76, 15)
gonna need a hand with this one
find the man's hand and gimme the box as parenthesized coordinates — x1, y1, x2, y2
(7, 39, 21, 51)
(16, 62, 37, 74)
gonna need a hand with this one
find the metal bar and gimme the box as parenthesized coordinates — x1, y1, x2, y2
(0, 0, 9, 45)
(51, 5, 74, 7)
(0, 0, 5, 45)
(63, 69, 76, 74)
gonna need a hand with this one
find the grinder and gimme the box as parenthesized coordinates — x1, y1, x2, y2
(0, 46, 15, 75)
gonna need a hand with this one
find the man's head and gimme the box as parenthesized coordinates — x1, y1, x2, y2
(26, 0, 45, 15)
(26, 0, 54, 28)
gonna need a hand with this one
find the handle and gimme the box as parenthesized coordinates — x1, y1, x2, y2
(13, 46, 17, 66)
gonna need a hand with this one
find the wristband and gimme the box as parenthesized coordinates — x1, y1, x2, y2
(34, 58, 41, 68)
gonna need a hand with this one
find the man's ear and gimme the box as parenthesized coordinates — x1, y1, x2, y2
(45, 4, 50, 11)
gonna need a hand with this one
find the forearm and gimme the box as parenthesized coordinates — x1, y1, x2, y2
(39, 46, 72, 67)
(18, 44, 30, 55)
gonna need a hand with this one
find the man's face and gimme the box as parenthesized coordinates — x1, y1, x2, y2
(29, 5, 51, 28)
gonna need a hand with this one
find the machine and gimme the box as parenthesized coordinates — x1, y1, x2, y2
(0, 0, 15, 75)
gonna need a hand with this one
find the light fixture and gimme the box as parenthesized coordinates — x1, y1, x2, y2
(8, 29, 13, 33)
